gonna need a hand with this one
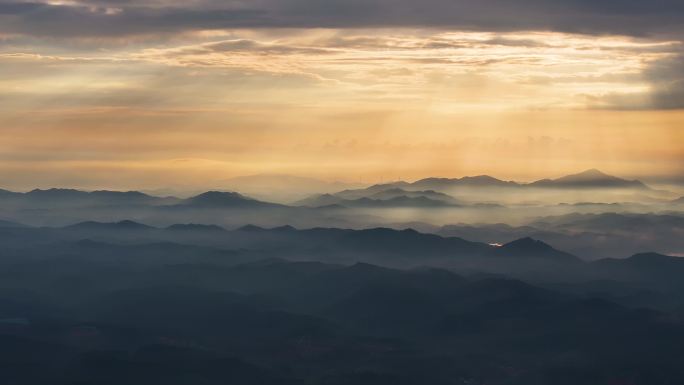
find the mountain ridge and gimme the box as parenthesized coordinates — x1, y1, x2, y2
(177, 191, 283, 209)
(295, 169, 655, 207)
(529, 169, 649, 189)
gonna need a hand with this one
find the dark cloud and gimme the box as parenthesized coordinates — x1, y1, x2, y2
(0, 0, 684, 38)
(596, 54, 684, 110)
(2, 0, 684, 110)
(0, 2, 269, 37)
(645, 55, 684, 109)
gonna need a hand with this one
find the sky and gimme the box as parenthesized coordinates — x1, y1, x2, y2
(1, 0, 684, 190)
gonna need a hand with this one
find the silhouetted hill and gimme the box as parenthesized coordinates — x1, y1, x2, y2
(411, 175, 520, 189)
(226, 226, 494, 266)
(344, 196, 459, 208)
(235, 224, 267, 232)
(531, 212, 684, 233)
(325, 227, 491, 260)
(490, 237, 580, 262)
(1, 221, 596, 271)
(4, 241, 684, 385)
(529, 169, 649, 189)
(270, 225, 296, 232)
(179, 191, 282, 208)
(592, 252, 684, 291)
(334, 182, 411, 199)
(26, 188, 89, 199)
(297, 186, 460, 208)
(438, 223, 541, 242)
(297, 170, 660, 209)
(0, 188, 177, 208)
(481, 212, 682, 259)
(367, 188, 457, 202)
(624, 252, 680, 264)
(65, 220, 153, 231)
(296, 193, 341, 207)
(165, 223, 227, 233)
(89, 190, 169, 204)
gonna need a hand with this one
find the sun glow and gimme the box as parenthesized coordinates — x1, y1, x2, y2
(0, 29, 682, 189)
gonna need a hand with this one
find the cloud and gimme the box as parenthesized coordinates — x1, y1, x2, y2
(644, 54, 684, 109)
(2, 1, 684, 111)
(1, 30, 674, 112)
(593, 54, 684, 110)
(1, 0, 684, 38)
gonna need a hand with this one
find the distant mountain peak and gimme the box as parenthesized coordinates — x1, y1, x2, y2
(91, 190, 151, 197)
(493, 237, 579, 261)
(346, 262, 393, 274)
(272, 225, 297, 231)
(27, 188, 87, 197)
(236, 224, 266, 232)
(296, 185, 460, 208)
(530, 169, 648, 189)
(629, 252, 673, 259)
(29, 188, 81, 193)
(411, 175, 519, 189)
(502, 237, 553, 250)
(464, 175, 505, 182)
(193, 191, 251, 200)
(561, 169, 615, 180)
(181, 191, 279, 208)
(0, 188, 173, 208)
(378, 187, 407, 194)
(367, 181, 411, 189)
(165, 223, 226, 232)
(66, 220, 152, 230)
(579, 168, 606, 175)
(116, 220, 149, 228)
(626, 252, 677, 263)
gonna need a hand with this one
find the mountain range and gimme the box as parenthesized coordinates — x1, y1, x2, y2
(0, 218, 583, 268)
(4, 248, 684, 385)
(0, 188, 179, 207)
(296, 187, 461, 208)
(296, 169, 661, 207)
(217, 174, 363, 203)
(0, 169, 661, 211)
(397, 169, 650, 191)
(528, 169, 649, 189)
(177, 191, 283, 209)
(0, 206, 683, 384)
(0, 189, 276, 209)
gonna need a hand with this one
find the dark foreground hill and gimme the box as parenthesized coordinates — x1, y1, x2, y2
(0, 221, 584, 271)
(2, 254, 684, 385)
(1, 221, 684, 384)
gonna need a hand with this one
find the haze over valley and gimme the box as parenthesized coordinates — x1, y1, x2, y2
(2, 168, 684, 384)
(1, 169, 681, 259)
